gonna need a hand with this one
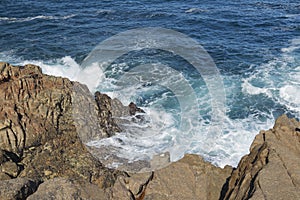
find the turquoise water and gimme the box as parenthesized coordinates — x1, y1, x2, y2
(0, 0, 299, 168)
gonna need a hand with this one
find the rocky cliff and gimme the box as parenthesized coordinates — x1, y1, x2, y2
(0, 62, 127, 199)
(221, 115, 300, 200)
(0, 62, 299, 200)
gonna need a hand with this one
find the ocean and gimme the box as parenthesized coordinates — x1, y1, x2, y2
(1, 0, 299, 170)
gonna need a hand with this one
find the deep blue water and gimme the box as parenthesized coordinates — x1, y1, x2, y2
(1, 0, 299, 168)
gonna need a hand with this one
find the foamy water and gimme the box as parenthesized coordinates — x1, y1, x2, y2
(0, 14, 76, 23)
(1, 38, 298, 168)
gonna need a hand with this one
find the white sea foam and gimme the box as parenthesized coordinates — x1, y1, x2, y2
(185, 8, 207, 13)
(284, 14, 300, 19)
(241, 79, 272, 97)
(96, 9, 115, 15)
(281, 38, 300, 53)
(13, 56, 103, 92)
(19, 56, 80, 80)
(0, 14, 76, 23)
(280, 85, 300, 104)
(243, 38, 300, 117)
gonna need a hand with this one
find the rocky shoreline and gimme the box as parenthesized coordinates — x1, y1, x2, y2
(0, 62, 299, 200)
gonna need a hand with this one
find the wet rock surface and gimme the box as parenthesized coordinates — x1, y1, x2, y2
(0, 63, 300, 200)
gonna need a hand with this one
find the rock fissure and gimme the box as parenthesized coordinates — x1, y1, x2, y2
(135, 171, 154, 199)
(6, 128, 16, 153)
(247, 172, 259, 199)
(0, 125, 9, 132)
(275, 151, 297, 188)
(54, 100, 64, 134)
(14, 104, 26, 155)
(256, 179, 267, 200)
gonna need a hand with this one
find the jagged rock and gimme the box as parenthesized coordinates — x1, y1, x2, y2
(150, 152, 170, 171)
(0, 62, 125, 187)
(95, 91, 145, 127)
(221, 115, 300, 200)
(109, 171, 154, 200)
(94, 91, 145, 137)
(0, 178, 40, 200)
(27, 178, 109, 200)
(145, 154, 232, 200)
(128, 102, 145, 116)
(0, 62, 99, 154)
(94, 92, 122, 136)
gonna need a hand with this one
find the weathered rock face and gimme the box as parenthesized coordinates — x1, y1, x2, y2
(0, 62, 107, 153)
(0, 62, 153, 200)
(27, 178, 109, 200)
(110, 154, 232, 200)
(221, 115, 300, 200)
(0, 178, 40, 200)
(0, 62, 125, 187)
